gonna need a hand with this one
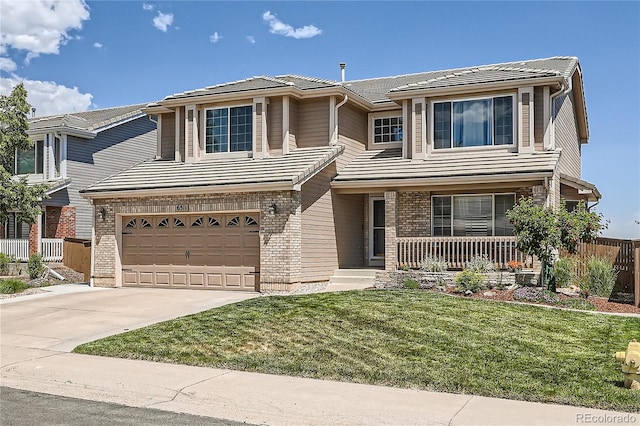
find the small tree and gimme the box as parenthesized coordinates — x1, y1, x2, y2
(0, 84, 49, 230)
(506, 197, 605, 291)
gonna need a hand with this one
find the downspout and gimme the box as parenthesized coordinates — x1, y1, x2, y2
(331, 94, 348, 145)
(549, 75, 572, 151)
(148, 115, 160, 159)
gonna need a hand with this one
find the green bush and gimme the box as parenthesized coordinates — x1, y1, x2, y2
(581, 256, 617, 298)
(558, 298, 596, 311)
(553, 257, 575, 288)
(27, 253, 46, 279)
(0, 278, 28, 294)
(455, 270, 486, 293)
(420, 256, 448, 272)
(0, 253, 10, 275)
(404, 278, 419, 290)
(466, 255, 495, 273)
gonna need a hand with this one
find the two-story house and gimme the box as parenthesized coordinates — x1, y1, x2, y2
(3, 104, 156, 261)
(81, 56, 600, 292)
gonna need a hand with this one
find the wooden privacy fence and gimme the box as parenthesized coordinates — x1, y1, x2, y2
(63, 237, 91, 282)
(397, 236, 532, 270)
(560, 237, 639, 307)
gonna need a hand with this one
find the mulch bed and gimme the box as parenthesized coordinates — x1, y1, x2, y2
(459, 288, 640, 315)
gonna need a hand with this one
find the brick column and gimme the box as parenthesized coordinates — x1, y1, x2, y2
(384, 191, 398, 271)
(93, 203, 116, 287)
(259, 191, 302, 292)
(532, 185, 547, 206)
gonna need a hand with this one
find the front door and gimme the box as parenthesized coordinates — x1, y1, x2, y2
(370, 197, 385, 265)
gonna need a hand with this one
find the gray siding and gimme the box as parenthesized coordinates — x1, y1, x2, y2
(66, 117, 157, 238)
(289, 99, 298, 150)
(554, 92, 581, 178)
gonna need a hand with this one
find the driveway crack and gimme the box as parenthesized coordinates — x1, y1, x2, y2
(145, 370, 233, 408)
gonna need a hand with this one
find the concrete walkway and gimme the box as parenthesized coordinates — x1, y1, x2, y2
(1, 286, 637, 425)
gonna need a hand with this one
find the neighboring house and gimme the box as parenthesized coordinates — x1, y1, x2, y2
(3, 104, 156, 260)
(81, 56, 600, 292)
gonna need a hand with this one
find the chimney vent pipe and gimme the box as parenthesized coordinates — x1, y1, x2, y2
(339, 62, 346, 82)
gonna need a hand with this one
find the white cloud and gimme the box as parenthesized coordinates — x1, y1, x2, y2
(153, 12, 174, 32)
(262, 11, 322, 39)
(0, 0, 90, 61)
(0, 56, 17, 72)
(142, 3, 154, 11)
(93, 42, 103, 48)
(246, 36, 256, 44)
(1, 75, 92, 116)
(210, 32, 222, 43)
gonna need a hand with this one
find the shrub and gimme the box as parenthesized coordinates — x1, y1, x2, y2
(0, 278, 28, 294)
(455, 270, 486, 293)
(466, 255, 495, 273)
(420, 256, 448, 272)
(404, 278, 419, 290)
(27, 253, 46, 279)
(0, 253, 10, 275)
(558, 298, 596, 311)
(553, 257, 575, 288)
(581, 256, 617, 298)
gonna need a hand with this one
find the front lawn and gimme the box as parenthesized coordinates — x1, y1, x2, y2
(74, 290, 640, 412)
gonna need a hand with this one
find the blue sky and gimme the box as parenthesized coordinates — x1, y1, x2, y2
(1, 1, 638, 238)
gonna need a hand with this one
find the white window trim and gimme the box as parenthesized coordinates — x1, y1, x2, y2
(202, 104, 253, 157)
(430, 93, 517, 151)
(368, 110, 404, 150)
(431, 193, 516, 237)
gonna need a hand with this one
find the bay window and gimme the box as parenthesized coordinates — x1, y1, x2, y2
(433, 96, 514, 149)
(205, 105, 252, 153)
(432, 194, 515, 236)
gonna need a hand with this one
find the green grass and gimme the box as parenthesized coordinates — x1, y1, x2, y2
(74, 290, 640, 412)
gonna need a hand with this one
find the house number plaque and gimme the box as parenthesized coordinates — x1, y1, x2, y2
(176, 204, 189, 212)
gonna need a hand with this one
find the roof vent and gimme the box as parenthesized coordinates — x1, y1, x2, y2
(339, 62, 346, 82)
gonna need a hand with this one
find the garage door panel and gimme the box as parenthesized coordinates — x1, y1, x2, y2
(122, 213, 259, 291)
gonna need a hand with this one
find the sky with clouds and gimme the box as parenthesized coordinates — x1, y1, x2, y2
(0, 1, 638, 238)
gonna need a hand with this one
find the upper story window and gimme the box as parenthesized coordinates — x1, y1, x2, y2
(373, 116, 403, 144)
(433, 95, 513, 149)
(16, 140, 44, 175)
(205, 105, 252, 153)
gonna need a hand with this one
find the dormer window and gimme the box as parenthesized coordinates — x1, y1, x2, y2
(205, 105, 253, 153)
(433, 95, 514, 149)
(16, 140, 44, 175)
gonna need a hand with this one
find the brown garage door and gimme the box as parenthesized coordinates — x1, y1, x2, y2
(121, 213, 260, 291)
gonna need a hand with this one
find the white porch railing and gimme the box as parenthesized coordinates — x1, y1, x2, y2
(41, 238, 64, 262)
(0, 238, 64, 262)
(0, 239, 30, 262)
(397, 236, 532, 270)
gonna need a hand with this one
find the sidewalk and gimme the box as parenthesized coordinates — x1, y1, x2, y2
(2, 352, 637, 426)
(1, 286, 637, 425)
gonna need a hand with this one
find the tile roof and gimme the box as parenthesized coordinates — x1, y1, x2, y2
(343, 57, 578, 103)
(333, 148, 561, 184)
(28, 103, 148, 134)
(153, 56, 578, 106)
(81, 145, 344, 195)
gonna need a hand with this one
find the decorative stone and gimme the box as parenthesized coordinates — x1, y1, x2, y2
(483, 291, 496, 297)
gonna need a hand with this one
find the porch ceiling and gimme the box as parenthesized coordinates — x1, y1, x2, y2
(332, 148, 560, 189)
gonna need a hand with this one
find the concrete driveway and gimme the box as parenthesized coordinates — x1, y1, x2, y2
(1, 285, 258, 365)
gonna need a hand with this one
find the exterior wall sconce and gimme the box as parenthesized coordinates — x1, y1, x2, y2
(268, 203, 278, 215)
(98, 206, 107, 221)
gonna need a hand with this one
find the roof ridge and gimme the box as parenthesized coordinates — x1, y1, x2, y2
(276, 74, 340, 86)
(343, 56, 577, 84)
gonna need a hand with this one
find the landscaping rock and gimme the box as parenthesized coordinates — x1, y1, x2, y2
(464, 290, 474, 296)
(557, 285, 581, 297)
(483, 291, 496, 297)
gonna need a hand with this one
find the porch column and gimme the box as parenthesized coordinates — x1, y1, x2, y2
(384, 191, 398, 271)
